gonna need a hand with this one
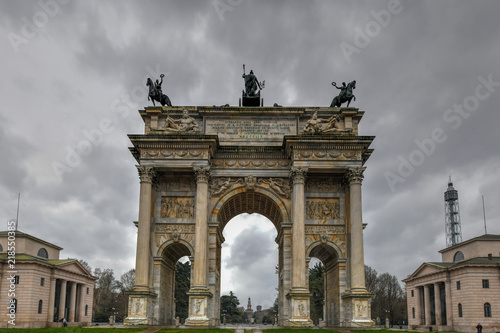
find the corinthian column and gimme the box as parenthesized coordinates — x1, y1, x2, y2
(192, 165, 210, 289)
(347, 167, 367, 292)
(290, 166, 308, 290)
(134, 165, 155, 291)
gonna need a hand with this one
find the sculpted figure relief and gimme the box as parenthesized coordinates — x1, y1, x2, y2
(160, 109, 199, 133)
(161, 197, 194, 218)
(259, 178, 291, 198)
(306, 199, 340, 220)
(209, 177, 243, 197)
(303, 111, 352, 134)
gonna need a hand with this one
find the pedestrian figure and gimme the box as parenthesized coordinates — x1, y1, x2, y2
(476, 323, 482, 333)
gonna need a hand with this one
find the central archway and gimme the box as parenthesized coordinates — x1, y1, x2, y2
(220, 212, 278, 324)
(208, 187, 291, 326)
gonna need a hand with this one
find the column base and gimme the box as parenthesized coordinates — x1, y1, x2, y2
(341, 289, 374, 327)
(124, 289, 157, 325)
(286, 289, 313, 327)
(185, 288, 213, 327)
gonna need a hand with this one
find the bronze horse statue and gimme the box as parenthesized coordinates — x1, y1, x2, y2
(330, 80, 356, 107)
(147, 75, 172, 107)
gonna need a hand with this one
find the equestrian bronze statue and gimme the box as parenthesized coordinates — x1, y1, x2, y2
(330, 80, 356, 107)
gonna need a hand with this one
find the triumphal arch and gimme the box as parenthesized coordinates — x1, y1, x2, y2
(124, 102, 375, 327)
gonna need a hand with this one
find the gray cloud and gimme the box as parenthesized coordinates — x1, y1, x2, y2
(1, 0, 499, 294)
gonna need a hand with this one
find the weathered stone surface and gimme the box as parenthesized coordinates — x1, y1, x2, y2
(126, 105, 375, 327)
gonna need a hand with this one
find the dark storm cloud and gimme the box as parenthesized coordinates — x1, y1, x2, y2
(1, 0, 499, 287)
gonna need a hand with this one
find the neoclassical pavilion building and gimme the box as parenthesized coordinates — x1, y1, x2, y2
(404, 234, 500, 332)
(0, 231, 96, 328)
(125, 105, 375, 327)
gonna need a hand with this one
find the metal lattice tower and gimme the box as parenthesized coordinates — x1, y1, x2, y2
(444, 177, 462, 247)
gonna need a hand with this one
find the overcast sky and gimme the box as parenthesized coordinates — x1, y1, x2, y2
(1, 0, 500, 309)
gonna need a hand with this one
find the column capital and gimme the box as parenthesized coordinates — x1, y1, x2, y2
(194, 165, 211, 183)
(290, 166, 308, 184)
(136, 165, 156, 183)
(346, 167, 366, 185)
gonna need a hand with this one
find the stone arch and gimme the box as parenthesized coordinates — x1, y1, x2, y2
(210, 185, 290, 230)
(306, 240, 344, 262)
(209, 184, 289, 325)
(156, 238, 194, 259)
(154, 239, 193, 325)
(306, 240, 346, 326)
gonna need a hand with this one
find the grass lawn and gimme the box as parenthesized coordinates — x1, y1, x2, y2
(0, 328, 146, 333)
(263, 329, 342, 333)
(353, 330, 456, 333)
(156, 329, 234, 333)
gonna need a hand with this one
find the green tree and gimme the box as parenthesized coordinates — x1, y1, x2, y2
(365, 265, 407, 325)
(93, 268, 119, 322)
(221, 291, 243, 323)
(309, 262, 324, 324)
(77, 259, 92, 274)
(116, 269, 135, 321)
(175, 261, 191, 321)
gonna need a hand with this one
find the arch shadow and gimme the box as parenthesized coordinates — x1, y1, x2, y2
(209, 185, 290, 231)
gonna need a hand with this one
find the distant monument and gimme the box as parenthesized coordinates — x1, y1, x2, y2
(330, 80, 356, 107)
(244, 298, 254, 323)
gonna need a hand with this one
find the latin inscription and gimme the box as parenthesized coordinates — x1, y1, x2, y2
(205, 117, 297, 141)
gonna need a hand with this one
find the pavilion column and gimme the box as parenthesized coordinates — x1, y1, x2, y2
(347, 167, 367, 291)
(444, 280, 453, 327)
(58, 280, 67, 320)
(424, 285, 431, 326)
(290, 166, 308, 290)
(47, 277, 56, 322)
(192, 165, 210, 289)
(78, 284, 85, 322)
(68, 282, 77, 322)
(434, 283, 442, 325)
(134, 165, 155, 291)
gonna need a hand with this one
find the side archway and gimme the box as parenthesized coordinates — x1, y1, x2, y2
(154, 240, 193, 325)
(306, 240, 346, 326)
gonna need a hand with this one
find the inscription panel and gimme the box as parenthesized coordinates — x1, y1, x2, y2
(205, 117, 297, 142)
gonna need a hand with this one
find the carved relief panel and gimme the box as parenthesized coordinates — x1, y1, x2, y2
(306, 198, 340, 222)
(161, 196, 195, 218)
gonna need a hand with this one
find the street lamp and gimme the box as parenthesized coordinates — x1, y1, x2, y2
(222, 309, 227, 326)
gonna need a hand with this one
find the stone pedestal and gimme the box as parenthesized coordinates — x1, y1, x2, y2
(184, 290, 212, 326)
(341, 292, 374, 327)
(287, 290, 313, 327)
(124, 292, 157, 325)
